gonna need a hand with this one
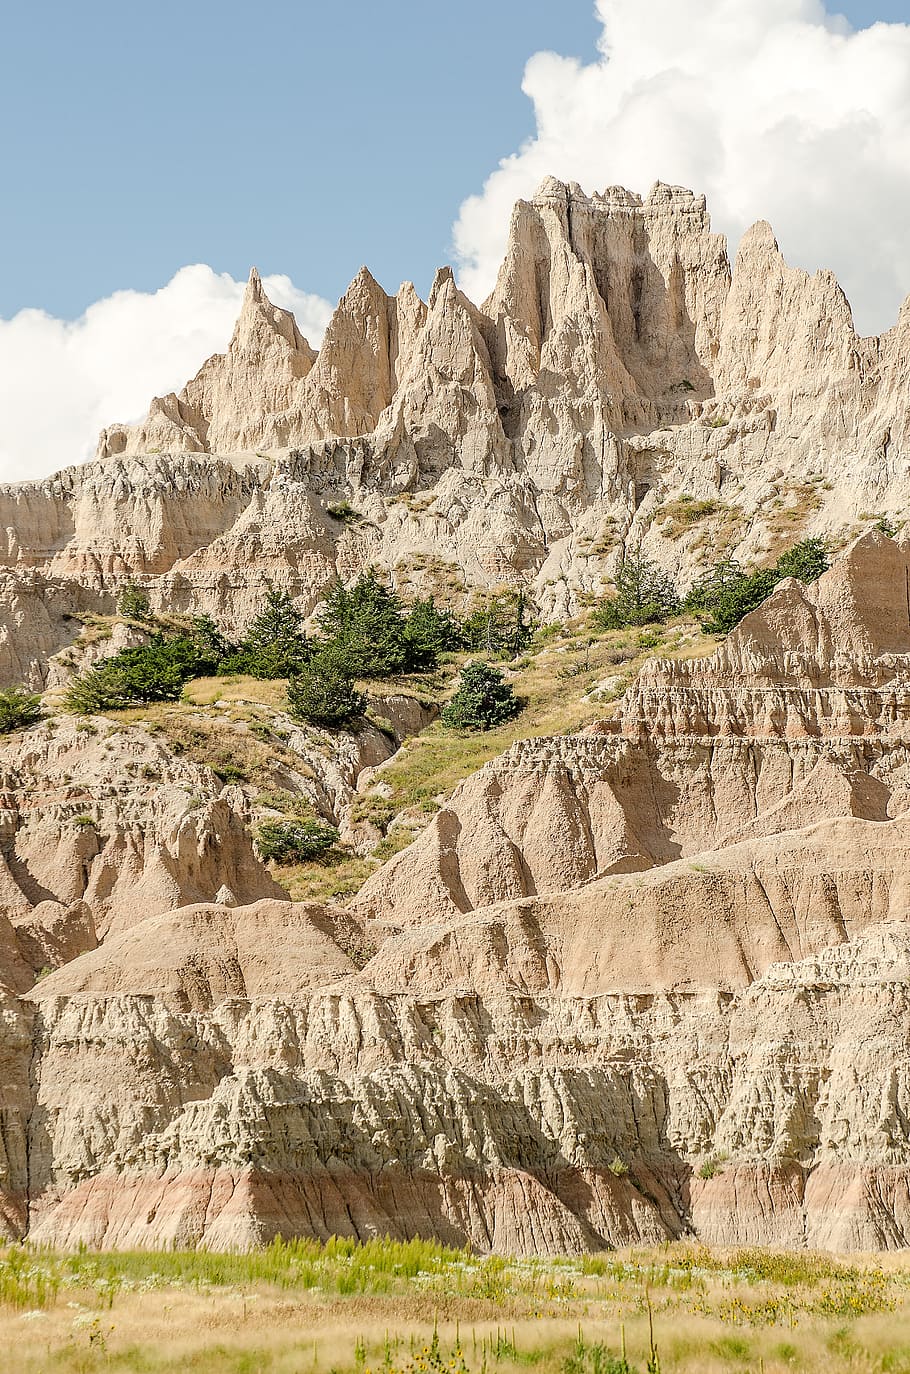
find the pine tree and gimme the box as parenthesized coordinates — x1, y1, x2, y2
(442, 661, 521, 731)
(316, 569, 410, 677)
(594, 549, 680, 629)
(286, 651, 366, 729)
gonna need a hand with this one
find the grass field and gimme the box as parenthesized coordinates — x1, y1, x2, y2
(4, 1237, 910, 1373)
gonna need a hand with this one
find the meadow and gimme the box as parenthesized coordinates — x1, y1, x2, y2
(3, 1237, 910, 1374)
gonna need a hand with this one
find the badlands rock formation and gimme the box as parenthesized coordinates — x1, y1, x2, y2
(0, 536, 905, 1251)
(2, 182, 910, 1253)
(3, 179, 910, 684)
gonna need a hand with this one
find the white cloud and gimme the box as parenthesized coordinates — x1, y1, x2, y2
(0, 267, 333, 484)
(453, 0, 910, 336)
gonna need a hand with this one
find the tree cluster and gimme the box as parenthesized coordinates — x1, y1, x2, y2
(685, 537, 829, 634)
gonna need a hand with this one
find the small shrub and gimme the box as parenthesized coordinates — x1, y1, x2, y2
(117, 582, 152, 621)
(607, 1156, 629, 1177)
(326, 500, 360, 522)
(286, 653, 366, 729)
(215, 764, 248, 785)
(256, 818, 339, 863)
(442, 661, 521, 732)
(698, 1151, 729, 1180)
(0, 687, 41, 734)
(563, 1332, 638, 1374)
(874, 515, 899, 537)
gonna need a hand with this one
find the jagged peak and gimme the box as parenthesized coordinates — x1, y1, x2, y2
(738, 219, 780, 254)
(428, 265, 456, 309)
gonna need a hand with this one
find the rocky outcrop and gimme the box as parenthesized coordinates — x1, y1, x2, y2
(0, 533, 902, 1252)
(11, 919, 910, 1253)
(4, 179, 910, 649)
(0, 718, 283, 948)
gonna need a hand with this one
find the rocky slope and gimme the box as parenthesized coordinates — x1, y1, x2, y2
(3, 180, 910, 1253)
(0, 535, 905, 1251)
(3, 179, 910, 682)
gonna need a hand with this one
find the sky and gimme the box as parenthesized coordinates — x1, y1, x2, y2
(1, 0, 909, 480)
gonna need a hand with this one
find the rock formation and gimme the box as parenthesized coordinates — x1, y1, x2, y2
(1, 183, 910, 1252)
(0, 535, 902, 1251)
(3, 178, 910, 657)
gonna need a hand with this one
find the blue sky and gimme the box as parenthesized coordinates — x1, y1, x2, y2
(2, 0, 910, 482)
(1, 0, 902, 319)
(0, 1, 600, 317)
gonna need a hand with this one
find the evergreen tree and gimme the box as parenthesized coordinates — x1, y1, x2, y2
(117, 582, 152, 621)
(460, 589, 533, 658)
(775, 536, 829, 584)
(256, 818, 338, 863)
(63, 635, 208, 713)
(220, 584, 308, 678)
(286, 651, 366, 728)
(0, 687, 41, 734)
(442, 661, 521, 731)
(402, 596, 461, 670)
(686, 537, 830, 635)
(189, 614, 231, 667)
(594, 549, 680, 630)
(316, 569, 411, 677)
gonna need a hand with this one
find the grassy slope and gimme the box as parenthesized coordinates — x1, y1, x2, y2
(279, 617, 719, 902)
(66, 615, 720, 906)
(2, 1239, 908, 1373)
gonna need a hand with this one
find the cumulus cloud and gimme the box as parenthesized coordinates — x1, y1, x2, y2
(453, 0, 910, 335)
(0, 267, 333, 484)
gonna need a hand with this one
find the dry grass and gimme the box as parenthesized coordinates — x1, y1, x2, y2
(655, 495, 743, 544)
(758, 479, 826, 560)
(361, 620, 716, 822)
(2, 1240, 910, 1374)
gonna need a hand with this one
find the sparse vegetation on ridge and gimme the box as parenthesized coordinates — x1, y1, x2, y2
(0, 686, 41, 734)
(686, 536, 830, 634)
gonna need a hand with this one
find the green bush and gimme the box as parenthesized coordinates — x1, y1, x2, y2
(594, 548, 680, 629)
(460, 589, 533, 658)
(326, 500, 360, 522)
(255, 818, 339, 863)
(562, 1334, 638, 1374)
(442, 661, 521, 731)
(774, 535, 829, 583)
(687, 537, 830, 635)
(0, 687, 41, 734)
(286, 652, 366, 729)
(117, 582, 152, 621)
(63, 634, 212, 713)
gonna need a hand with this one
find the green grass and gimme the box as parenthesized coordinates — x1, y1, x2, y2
(2, 1239, 909, 1374)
